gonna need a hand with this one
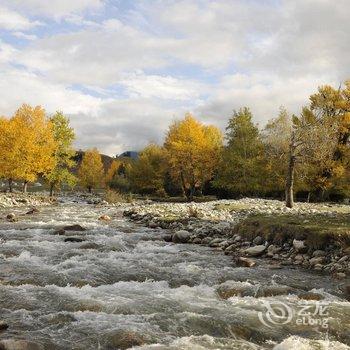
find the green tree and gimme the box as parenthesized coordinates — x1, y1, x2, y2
(214, 107, 265, 196)
(44, 112, 77, 196)
(78, 148, 104, 193)
(129, 144, 166, 195)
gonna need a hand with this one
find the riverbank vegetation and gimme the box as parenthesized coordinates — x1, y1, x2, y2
(0, 81, 349, 207)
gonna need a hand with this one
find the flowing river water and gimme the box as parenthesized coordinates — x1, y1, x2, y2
(0, 201, 349, 349)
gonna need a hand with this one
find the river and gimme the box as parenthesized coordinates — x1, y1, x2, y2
(0, 201, 349, 349)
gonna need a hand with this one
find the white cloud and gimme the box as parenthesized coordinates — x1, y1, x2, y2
(2, 0, 103, 18)
(0, 6, 41, 30)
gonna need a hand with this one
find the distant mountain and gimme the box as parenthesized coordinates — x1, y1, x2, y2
(73, 151, 115, 173)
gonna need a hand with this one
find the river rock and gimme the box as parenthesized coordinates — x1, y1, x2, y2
(192, 237, 202, 244)
(253, 236, 264, 245)
(6, 213, 16, 222)
(163, 234, 173, 242)
(63, 224, 86, 231)
(216, 281, 254, 299)
(258, 285, 293, 297)
(79, 242, 100, 250)
(0, 322, 9, 331)
(52, 229, 65, 236)
(148, 221, 157, 228)
(312, 250, 326, 257)
(0, 339, 43, 350)
(25, 208, 39, 215)
(298, 291, 325, 301)
(244, 245, 266, 257)
(64, 237, 84, 243)
(309, 257, 325, 266)
(236, 257, 256, 267)
(172, 230, 191, 243)
(293, 239, 307, 253)
(106, 330, 146, 350)
(98, 215, 111, 221)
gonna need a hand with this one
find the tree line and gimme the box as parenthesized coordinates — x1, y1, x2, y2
(0, 81, 349, 207)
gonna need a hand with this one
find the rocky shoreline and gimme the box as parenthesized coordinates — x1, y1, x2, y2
(124, 198, 350, 284)
(0, 193, 55, 208)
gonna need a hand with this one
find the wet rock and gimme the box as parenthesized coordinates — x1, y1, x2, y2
(0, 340, 43, 350)
(79, 242, 100, 250)
(334, 272, 346, 279)
(244, 245, 266, 257)
(298, 291, 325, 301)
(235, 257, 256, 267)
(98, 215, 111, 221)
(259, 285, 293, 297)
(148, 221, 157, 228)
(216, 281, 253, 299)
(163, 234, 173, 242)
(172, 230, 191, 243)
(64, 237, 84, 243)
(106, 330, 146, 350)
(293, 239, 307, 253)
(63, 224, 86, 231)
(25, 208, 39, 215)
(52, 229, 65, 236)
(192, 237, 202, 244)
(0, 322, 9, 331)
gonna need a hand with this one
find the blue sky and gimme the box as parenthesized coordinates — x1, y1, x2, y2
(0, 0, 348, 155)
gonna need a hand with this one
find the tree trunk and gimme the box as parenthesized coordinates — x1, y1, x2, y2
(187, 186, 195, 202)
(307, 191, 311, 203)
(88, 186, 92, 193)
(23, 181, 28, 193)
(8, 179, 13, 193)
(285, 134, 296, 208)
(49, 183, 54, 197)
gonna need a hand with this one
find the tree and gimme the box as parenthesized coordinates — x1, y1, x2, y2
(285, 109, 338, 208)
(214, 107, 265, 196)
(78, 148, 104, 193)
(129, 144, 166, 195)
(0, 104, 57, 192)
(164, 113, 222, 201)
(44, 112, 77, 196)
(105, 159, 131, 193)
(262, 107, 292, 197)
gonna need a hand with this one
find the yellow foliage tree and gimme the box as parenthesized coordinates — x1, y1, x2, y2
(78, 148, 105, 193)
(0, 104, 57, 192)
(164, 113, 223, 200)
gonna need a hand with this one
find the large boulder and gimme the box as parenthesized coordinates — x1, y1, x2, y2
(172, 230, 191, 243)
(244, 245, 266, 257)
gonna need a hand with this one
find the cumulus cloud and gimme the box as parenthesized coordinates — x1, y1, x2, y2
(0, 6, 41, 30)
(0, 0, 349, 155)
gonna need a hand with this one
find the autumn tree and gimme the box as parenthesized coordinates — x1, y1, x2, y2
(164, 113, 222, 201)
(129, 144, 166, 195)
(44, 112, 77, 196)
(262, 107, 292, 196)
(78, 148, 105, 193)
(105, 159, 131, 193)
(214, 107, 265, 196)
(0, 104, 57, 192)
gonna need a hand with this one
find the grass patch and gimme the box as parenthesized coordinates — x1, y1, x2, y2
(233, 213, 350, 250)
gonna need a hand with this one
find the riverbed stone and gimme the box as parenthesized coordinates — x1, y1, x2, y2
(98, 215, 111, 221)
(25, 208, 39, 215)
(172, 230, 191, 243)
(244, 245, 266, 257)
(0, 322, 9, 331)
(235, 257, 256, 267)
(253, 236, 264, 245)
(6, 213, 16, 222)
(64, 237, 84, 243)
(63, 224, 86, 231)
(298, 291, 325, 301)
(0, 340, 43, 350)
(293, 239, 307, 253)
(106, 330, 146, 350)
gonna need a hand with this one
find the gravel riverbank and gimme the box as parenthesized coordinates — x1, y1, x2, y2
(124, 198, 350, 288)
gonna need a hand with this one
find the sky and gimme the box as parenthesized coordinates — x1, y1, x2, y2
(0, 0, 349, 156)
